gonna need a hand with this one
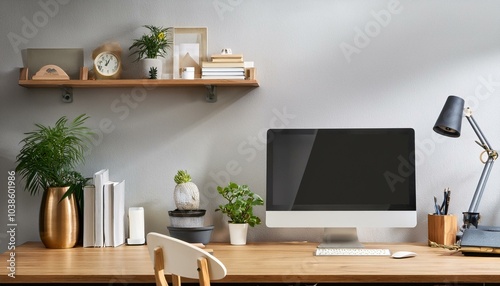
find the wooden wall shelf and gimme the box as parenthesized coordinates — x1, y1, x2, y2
(18, 68, 259, 103)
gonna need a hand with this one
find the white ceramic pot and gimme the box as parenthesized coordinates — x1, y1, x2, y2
(228, 223, 248, 245)
(140, 58, 163, 79)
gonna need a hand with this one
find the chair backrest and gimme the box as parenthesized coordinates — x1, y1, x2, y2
(146, 232, 227, 285)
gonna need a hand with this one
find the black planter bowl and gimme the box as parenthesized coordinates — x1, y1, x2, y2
(167, 225, 214, 245)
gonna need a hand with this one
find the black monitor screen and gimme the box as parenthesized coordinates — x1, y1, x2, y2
(266, 128, 416, 211)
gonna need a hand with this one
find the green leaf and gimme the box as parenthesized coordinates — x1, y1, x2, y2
(174, 170, 191, 184)
(129, 25, 172, 62)
(215, 182, 264, 226)
(15, 114, 93, 197)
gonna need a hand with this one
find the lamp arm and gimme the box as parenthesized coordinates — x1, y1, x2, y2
(462, 110, 498, 229)
(467, 157, 495, 213)
(465, 110, 494, 152)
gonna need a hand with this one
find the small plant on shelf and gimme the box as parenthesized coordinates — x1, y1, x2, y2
(149, 67, 158, 79)
(129, 25, 173, 61)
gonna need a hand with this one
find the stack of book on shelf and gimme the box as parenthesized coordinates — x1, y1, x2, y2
(202, 54, 247, 80)
(83, 169, 125, 248)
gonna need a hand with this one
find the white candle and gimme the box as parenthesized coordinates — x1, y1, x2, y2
(127, 207, 145, 245)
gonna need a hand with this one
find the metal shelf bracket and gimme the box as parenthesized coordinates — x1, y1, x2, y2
(205, 85, 217, 103)
(61, 87, 73, 103)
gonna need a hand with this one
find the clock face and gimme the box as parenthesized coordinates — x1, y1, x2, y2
(95, 52, 120, 76)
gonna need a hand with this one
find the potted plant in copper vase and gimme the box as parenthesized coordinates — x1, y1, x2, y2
(129, 25, 173, 79)
(216, 182, 264, 245)
(15, 114, 92, 248)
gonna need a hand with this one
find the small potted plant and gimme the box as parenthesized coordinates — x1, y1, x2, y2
(129, 25, 172, 79)
(15, 114, 92, 248)
(216, 182, 264, 245)
(170, 170, 205, 227)
(167, 170, 213, 244)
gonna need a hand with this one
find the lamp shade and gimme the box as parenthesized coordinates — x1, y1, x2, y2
(433, 95, 465, 137)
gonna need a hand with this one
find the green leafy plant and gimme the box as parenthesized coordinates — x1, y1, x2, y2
(216, 182, 264, 227)
(174, 170, 192, 184)
(129, 25, 173, 61)
(15, 114, 93, 211)
(148, 66, 158, 79)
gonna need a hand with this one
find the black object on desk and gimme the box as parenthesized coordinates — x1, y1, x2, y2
(460, 226, 500, 255)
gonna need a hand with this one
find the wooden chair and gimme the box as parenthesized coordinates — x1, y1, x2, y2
(146, 232, 227, 286)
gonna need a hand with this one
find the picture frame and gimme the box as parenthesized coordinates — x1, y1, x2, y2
(173, 27, 208, 79)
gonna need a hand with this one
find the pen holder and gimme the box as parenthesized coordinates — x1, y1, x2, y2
(427, 214, 457, 246)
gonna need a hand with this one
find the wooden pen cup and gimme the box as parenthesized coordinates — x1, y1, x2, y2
(427, 214, 457, 246)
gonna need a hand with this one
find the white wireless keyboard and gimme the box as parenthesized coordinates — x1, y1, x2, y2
(315, 247, 391, 256)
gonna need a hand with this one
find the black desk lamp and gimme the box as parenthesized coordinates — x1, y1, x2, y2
(433, 95, 499, 230)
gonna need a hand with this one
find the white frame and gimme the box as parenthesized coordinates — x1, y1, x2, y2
(173, 27, 208, 79)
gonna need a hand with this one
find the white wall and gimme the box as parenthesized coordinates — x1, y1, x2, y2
(2, 0, 500, 252)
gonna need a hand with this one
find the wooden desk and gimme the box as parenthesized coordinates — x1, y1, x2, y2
(1, 241, 500, 284)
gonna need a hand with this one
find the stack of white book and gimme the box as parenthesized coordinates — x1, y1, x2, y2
(83, 169, 125, 248)
(202, 54, 246, 79)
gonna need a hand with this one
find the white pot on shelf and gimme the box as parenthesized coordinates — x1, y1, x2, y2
(140, 58, 163, 79)
(228, 223, 248, 245)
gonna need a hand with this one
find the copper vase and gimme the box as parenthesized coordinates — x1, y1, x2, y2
(39, 187, 79, 248)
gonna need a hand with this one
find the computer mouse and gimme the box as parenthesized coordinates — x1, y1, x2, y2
(391, 251, 417, 259)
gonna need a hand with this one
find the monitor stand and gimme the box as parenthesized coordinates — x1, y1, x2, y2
(317, 228, 364, 248)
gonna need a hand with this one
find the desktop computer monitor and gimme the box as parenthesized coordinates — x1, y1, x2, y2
(266, 128, 417, 248)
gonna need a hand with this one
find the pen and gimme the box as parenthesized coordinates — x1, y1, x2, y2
(434, 196, 441, 215)
(440, 189, 447, 213)
(444, 188, 450, 215)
